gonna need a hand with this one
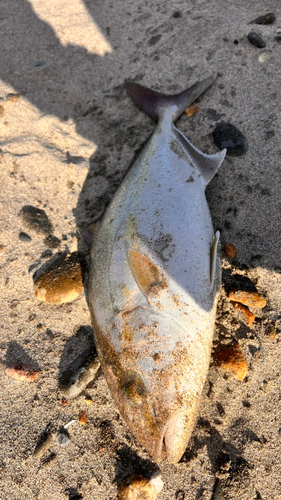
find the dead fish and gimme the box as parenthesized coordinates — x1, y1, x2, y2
(89, 74, 226, 463)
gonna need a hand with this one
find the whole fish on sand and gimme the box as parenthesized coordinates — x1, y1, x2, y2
(89, 74, 226, 463)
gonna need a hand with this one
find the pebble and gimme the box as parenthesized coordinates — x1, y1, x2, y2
(58, 347, 100, 398)
(224, 243, 237, 259)
(184, 104, 198, 117)
(19, 231, 32, 243)
(216, 343, 248, 381)
(34, 252, 83, 304)
(213, 123, 248, 156)
(6, 361, 41, 382)
(258, 52, 271, 63)
(247, 32, 266, 48)
(228, 290, 266, 309)
(18, 205, 53, 236)
(79, 411, 88, 425)
(57, 428, 70, 447)
(249, 13, 276, 25)
(85, 397, 94, 405)
(233, 302, 255, 326)
(118, 473, 164, 500)
(43, 235, 61, 249)
(6, 93, 20, 102)
(61, 397, 68, 406)
(33, 430, 54, 458)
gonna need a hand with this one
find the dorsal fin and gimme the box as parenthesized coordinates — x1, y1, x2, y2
(173, 126, 226, 186)
(125, 74, 217, 122)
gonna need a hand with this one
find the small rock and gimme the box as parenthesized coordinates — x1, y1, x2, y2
(57, 428, 70, 447)
(258, 52, 271, 63)
(19, 231, 32, 243)
(43, 235, 61, 249)
(249, 13, 276, 25)
(216, 343, 248, 381)
(61, 397, 68, 406)
(33, 430, 54, 458)
(85, 397, 94, 405)
(224, 243, 237, 259)
(18, 205, 53, 235)
(34, 252, 83, 304)
(79, 411, 87, 425)
(247, 32, 266, 48)
(6, 361, 41, 382)
(6, 93, 20, 102)
(228, 290, 266, 309)
(266, 324, 276, 340)
(118, 473, 164, 500)
(213, 123, 248, 156)
(184, 104, 198, 117)
(0, 105, 4, 117)
(233, 302, 255, 326)
(58, 347, 100, 398)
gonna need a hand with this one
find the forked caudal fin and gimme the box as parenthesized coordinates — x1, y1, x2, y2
(125, 73, 217, 122)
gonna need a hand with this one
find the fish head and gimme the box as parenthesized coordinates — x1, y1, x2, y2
(97, 306, 207, 464)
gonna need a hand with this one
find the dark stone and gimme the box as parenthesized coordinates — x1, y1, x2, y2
(249, 13, 276, 25)
(233, 39, 239, 45)
(19, 231, 32, 242)
(57, 427, 70, 447)
(44, 235, 61, 249)
(18, 205, 53, 235)
(173, 11, 182, 18)
(213, 123, 248, 156)
(247, 32, 266, 48)
(148, 35, 162, 45)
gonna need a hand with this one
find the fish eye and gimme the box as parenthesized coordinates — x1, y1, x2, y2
(122, 372, 147, 406)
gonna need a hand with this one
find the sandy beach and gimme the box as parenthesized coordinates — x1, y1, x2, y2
(1, 1, 281, 498)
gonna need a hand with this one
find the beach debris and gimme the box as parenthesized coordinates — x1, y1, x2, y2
(18, 205, 53, 236)
(19, 231, 32, 243)
(258, 52, 271, 63)
(79, 411, 88, 425)
(6, 361, 41, 382)
(89, 75, 226, 463)
(6, 93, 21, 102)
(34, 252, 83, 304)
(85, 397, 94, 405)
(33, 430, 54, 459)
(247, 32, 266, 48)
(249, 13, 276, 25)
(216, 343, 248, 381)
(228, 290, 266, 309)
(213, 123, 248, 156)
(58, 347, 100, 398)
(118, 473, 164, 500)
(57, 427, 70, 447)
(233, 302, 255, 326)
(184, 103, 198, 117)
(224, 243, 237, 259)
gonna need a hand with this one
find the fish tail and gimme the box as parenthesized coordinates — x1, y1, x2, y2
(125, 74, 217, 122)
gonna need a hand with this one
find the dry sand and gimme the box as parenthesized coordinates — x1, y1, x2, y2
(1, 0, 281, 498)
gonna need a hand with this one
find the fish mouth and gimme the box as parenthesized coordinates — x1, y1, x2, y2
(147, 410, 194, 464)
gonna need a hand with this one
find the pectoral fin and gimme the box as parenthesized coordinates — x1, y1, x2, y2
(210, 231, 220, 289)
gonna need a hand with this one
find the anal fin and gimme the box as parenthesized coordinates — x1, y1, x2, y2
(210, 231, 220, 290)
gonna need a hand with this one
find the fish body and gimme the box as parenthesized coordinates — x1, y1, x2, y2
(89, 75, 226, 463)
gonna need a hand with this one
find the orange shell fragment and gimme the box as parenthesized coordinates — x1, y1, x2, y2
(216, 343, 248, 381)
(6, 362, 41, 382)
(184, 103, 199, 117)
(233, 302, 255, 326)
(228, 290, 266, 309)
